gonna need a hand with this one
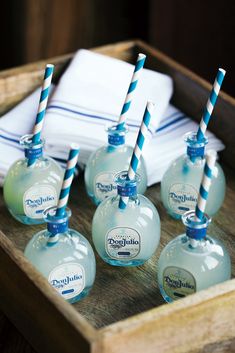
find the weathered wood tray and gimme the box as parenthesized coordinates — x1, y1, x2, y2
(0, 40, 235, 353)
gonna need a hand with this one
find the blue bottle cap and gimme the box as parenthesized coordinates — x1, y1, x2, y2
(20, 134, 44, 160)
(184, 131, 208, 158)
(44, 206, 72, 235)
(115, 171, 140, 197)
(182, 210, 211, 240)
(107, 125, 128, 146)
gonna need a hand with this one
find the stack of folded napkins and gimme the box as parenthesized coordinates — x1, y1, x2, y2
(0, 50, 224, 187)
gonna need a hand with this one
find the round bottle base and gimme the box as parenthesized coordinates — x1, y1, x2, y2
(67, 286, 92, 304)
(159, 285, 173, 303)
(86, 190, 102, 206)
(103, 257, 146, 267)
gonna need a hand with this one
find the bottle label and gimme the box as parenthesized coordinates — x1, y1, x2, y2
(168, 183, 198, 215)
(105, 227, 140, 259)
(94, 172, 117, 201)
(23, 185, 57, 219)
(163, 266, 196, 300)
(48, 263, 85, 300)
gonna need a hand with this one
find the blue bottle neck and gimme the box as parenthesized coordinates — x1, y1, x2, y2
(44, 207, 71, 237)
(182, 210, 211, 241)
(184, 132, 208, 162)
(107, 125, 127, 148)
(115, 171, 140, 200)
(108, 133, 125, 147)
(20, 134, 44, 162)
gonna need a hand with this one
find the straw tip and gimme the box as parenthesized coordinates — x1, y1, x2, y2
(218, 68, 226, 75)
(147, 101, 155, 111)
(70, 143, 80, 151)
(138, 53, 146, 60)
(46, 64, 55, 69)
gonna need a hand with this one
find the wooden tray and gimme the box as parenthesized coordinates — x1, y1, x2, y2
(0, 40, 235, 353)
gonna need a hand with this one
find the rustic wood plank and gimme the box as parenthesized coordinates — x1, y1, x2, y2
(96, 279, 235, 353)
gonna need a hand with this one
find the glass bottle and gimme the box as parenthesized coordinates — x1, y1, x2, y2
(24, 206, 96, 303)
(84, 126, 147, 205)
(3, 134, 63, 225)
(161, 132, 226, 219)
(158, 210, 231, 303)
(92, 171, 160, 266)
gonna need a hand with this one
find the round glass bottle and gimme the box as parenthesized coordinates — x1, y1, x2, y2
(3, 134, 63, 225)
(92, 171, 160, 266)
(161, 132, 226, 219)
(24, 207, 96, 303)
(84, 126, 147, 205)
(158, 210, 231, 303)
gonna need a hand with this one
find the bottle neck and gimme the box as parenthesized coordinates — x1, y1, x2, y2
(108, 133, 125, 147)
(25, 146, 43, 161)
(182, 210, 210, 248)
(186, 145, 205, 160)
(184, 131, 208, 162)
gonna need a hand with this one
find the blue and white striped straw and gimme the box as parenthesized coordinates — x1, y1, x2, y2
(118, 101, 155, 210)
(197, 68, 226, 142)
(116, 53, 146, 131)
(195, 150, 217, 221)
(55, 144, 80, 218)
(28, 64, 54, 167)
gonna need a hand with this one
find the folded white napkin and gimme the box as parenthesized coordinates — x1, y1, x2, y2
(0, 49, 225, 187)
(43, 49, 173, 161)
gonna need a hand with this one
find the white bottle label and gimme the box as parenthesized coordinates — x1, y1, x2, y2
(163, 266, 196, 300)
(94, 172, 117, 201)
(48, 263, 85, 300)
(106, 227, 140, 259)
(168, 183, 198, 215)
(23, 185, 57, 219)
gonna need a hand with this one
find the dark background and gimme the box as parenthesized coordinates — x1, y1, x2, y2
(0, 0, 234, 96)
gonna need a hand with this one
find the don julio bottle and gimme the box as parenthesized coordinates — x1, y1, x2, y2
(84, 126, 147, 205)
(161, 132, 225, 219)
(24, 206, 96, 303)
(92, 171, 160, 266)
(157, 210, 231, 303)
(3, 134, 63, 225)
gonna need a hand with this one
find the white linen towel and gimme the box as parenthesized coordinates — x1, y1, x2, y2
(0, 49, 224, 187)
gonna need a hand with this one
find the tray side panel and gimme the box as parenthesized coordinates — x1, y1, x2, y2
(95, 280, 235, 353)
(0, 231, 97, 353)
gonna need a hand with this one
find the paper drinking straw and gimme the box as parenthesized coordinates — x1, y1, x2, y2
(118, 101, 155, 210)
(55, 144, 80, 217)
(28, 64, 54, 167)
(196, 68, 226, 142)
(116, 53, 146, 131)
(195, 150, 217, 222)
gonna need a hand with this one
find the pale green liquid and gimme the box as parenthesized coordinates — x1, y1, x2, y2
(158, 234, 231, 302)
(161, 155, 226, 219)
(24, 229, 96, 303)
(85, 145, 147, 205)
(92, 194, 161, 266)
(3, 157, 63, 224)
